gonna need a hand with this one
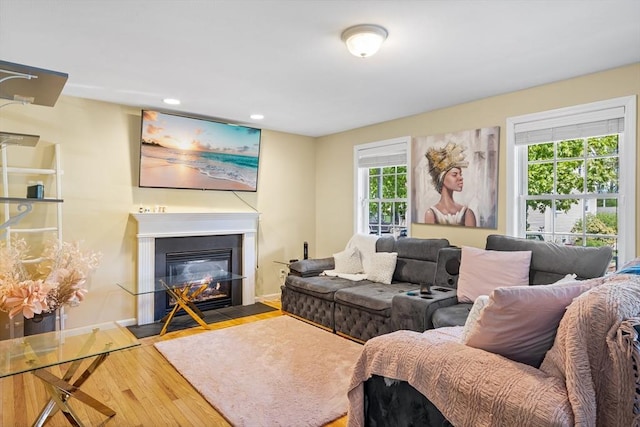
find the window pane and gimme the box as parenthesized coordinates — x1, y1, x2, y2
(587, 135, 618, 156)
(396, 202, 407, 223)
(525, 202, 550, 241)
(587, 157, 618, 193)
(382, 166, 395, 175)
(570, 201, 618, 258)
(397, 173, 407, 198)
(526, 199, 551, 226)
(528, 163, 553, 195)
(369, 175, 379, 199)
(528, 143, 553, 161)
(597, 197, 618, 208)
(381, 202, 392, 222)
(556, 160, 584, 195)
(557, 139, 584, 159)
(369, 202, 380, 223)
(382, 174, 396, 199)
(555, 198, 579, 215)
(554, 199, 583, 235)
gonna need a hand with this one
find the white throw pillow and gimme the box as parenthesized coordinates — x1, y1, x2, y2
(346, 233, 380, 274)
(366, 252, 398, 285)
(333, 246, 363, 274)
(456, 246, 532, 303)
(460, 295, 489, 342)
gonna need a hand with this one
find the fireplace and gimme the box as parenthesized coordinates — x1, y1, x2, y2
(132, 212, 258, 326)
(154, 235, 242, 320)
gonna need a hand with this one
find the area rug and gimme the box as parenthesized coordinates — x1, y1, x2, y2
(154, 315, 363, 427)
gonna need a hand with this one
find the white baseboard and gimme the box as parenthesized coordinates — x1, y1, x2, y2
(256, 292, 281, 302)
(116, 318, 138, 327)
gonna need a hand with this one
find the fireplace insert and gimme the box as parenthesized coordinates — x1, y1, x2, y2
(165, 249, 233, 311)
(154, 235, 243, 321)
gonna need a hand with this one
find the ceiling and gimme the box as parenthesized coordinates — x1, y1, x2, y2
(1, 1, 639, 137)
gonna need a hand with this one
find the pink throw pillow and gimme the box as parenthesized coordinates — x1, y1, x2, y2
(456, 246, 531, 303)
(464, 277, 606, 367)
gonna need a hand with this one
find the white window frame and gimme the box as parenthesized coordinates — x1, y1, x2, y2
(506, 96, 636, 264)
(353, 136, 411, 236)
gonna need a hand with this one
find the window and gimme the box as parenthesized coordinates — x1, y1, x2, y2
(507, 96, 636, 268)
(354, 137, 410, 236)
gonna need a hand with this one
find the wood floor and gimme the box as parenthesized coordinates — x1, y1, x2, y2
(0, 301, 349, 427)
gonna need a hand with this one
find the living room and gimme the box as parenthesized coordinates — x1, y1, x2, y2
(1, 1, 639, 425)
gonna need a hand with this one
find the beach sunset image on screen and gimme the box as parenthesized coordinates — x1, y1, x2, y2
(139, 110, 261, 191)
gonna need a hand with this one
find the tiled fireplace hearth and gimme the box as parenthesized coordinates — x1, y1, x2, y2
(132, 212, 259, 325)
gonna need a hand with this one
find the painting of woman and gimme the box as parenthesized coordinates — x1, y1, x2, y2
(412, 127, 499, 228)
(424, 142, 477, 226)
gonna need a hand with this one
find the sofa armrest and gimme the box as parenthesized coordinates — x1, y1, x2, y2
(289, 257, 334, 277)
(348, 329, 573, 427)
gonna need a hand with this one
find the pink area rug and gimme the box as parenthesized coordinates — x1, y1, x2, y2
(154, 316, 363, 426)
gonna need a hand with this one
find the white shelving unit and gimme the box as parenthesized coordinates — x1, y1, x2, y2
(0, 142, 64, 245)
(0, 60, 68, 339)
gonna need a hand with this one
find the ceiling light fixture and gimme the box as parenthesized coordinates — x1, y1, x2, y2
(163, 98, 180, 105)
(341, 24, 388, 58)
(250, 114, 264, 120)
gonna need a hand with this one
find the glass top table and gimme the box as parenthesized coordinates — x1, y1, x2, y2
(0, 321, 139, 378)
(116, 272, 244, 295)
(117, 272, 245, 336)
(0, 322, 140, 426)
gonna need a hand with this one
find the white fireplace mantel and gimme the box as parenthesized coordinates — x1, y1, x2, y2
(131, 212, 259, 325)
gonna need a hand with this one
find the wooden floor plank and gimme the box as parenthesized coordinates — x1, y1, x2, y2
(0, 300, 350, 426)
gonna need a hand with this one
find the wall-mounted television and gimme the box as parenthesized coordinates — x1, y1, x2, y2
(139, 110, 261, 192)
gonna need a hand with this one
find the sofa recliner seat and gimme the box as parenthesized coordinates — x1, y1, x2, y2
(281, 236, 455, 342)
(282, 275, 362, 330)
(333, 281, 419, 341)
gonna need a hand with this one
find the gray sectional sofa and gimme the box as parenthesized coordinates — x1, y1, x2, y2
(281, 237, 458, 342)
(281, 234, 614, 344)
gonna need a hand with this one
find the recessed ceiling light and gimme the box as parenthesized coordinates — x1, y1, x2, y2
(250, 114, 264, 120)
(163, 98, 181, 105)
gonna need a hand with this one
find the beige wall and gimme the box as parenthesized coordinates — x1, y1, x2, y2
(1, 97, 316, 327)
(315, 63, 640, 255)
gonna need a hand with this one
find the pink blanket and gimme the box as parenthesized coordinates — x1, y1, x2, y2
(347, 276, 640, 427)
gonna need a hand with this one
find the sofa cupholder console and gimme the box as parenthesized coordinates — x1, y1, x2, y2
(392, 287, 457, 331)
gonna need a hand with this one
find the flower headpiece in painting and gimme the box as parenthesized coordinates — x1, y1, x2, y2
(425, 142, 469, 193)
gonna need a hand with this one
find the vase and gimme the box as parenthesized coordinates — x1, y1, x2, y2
(23, 311, 57, 336)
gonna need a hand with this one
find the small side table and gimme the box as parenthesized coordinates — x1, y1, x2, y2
(391, 286, 458, 332)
